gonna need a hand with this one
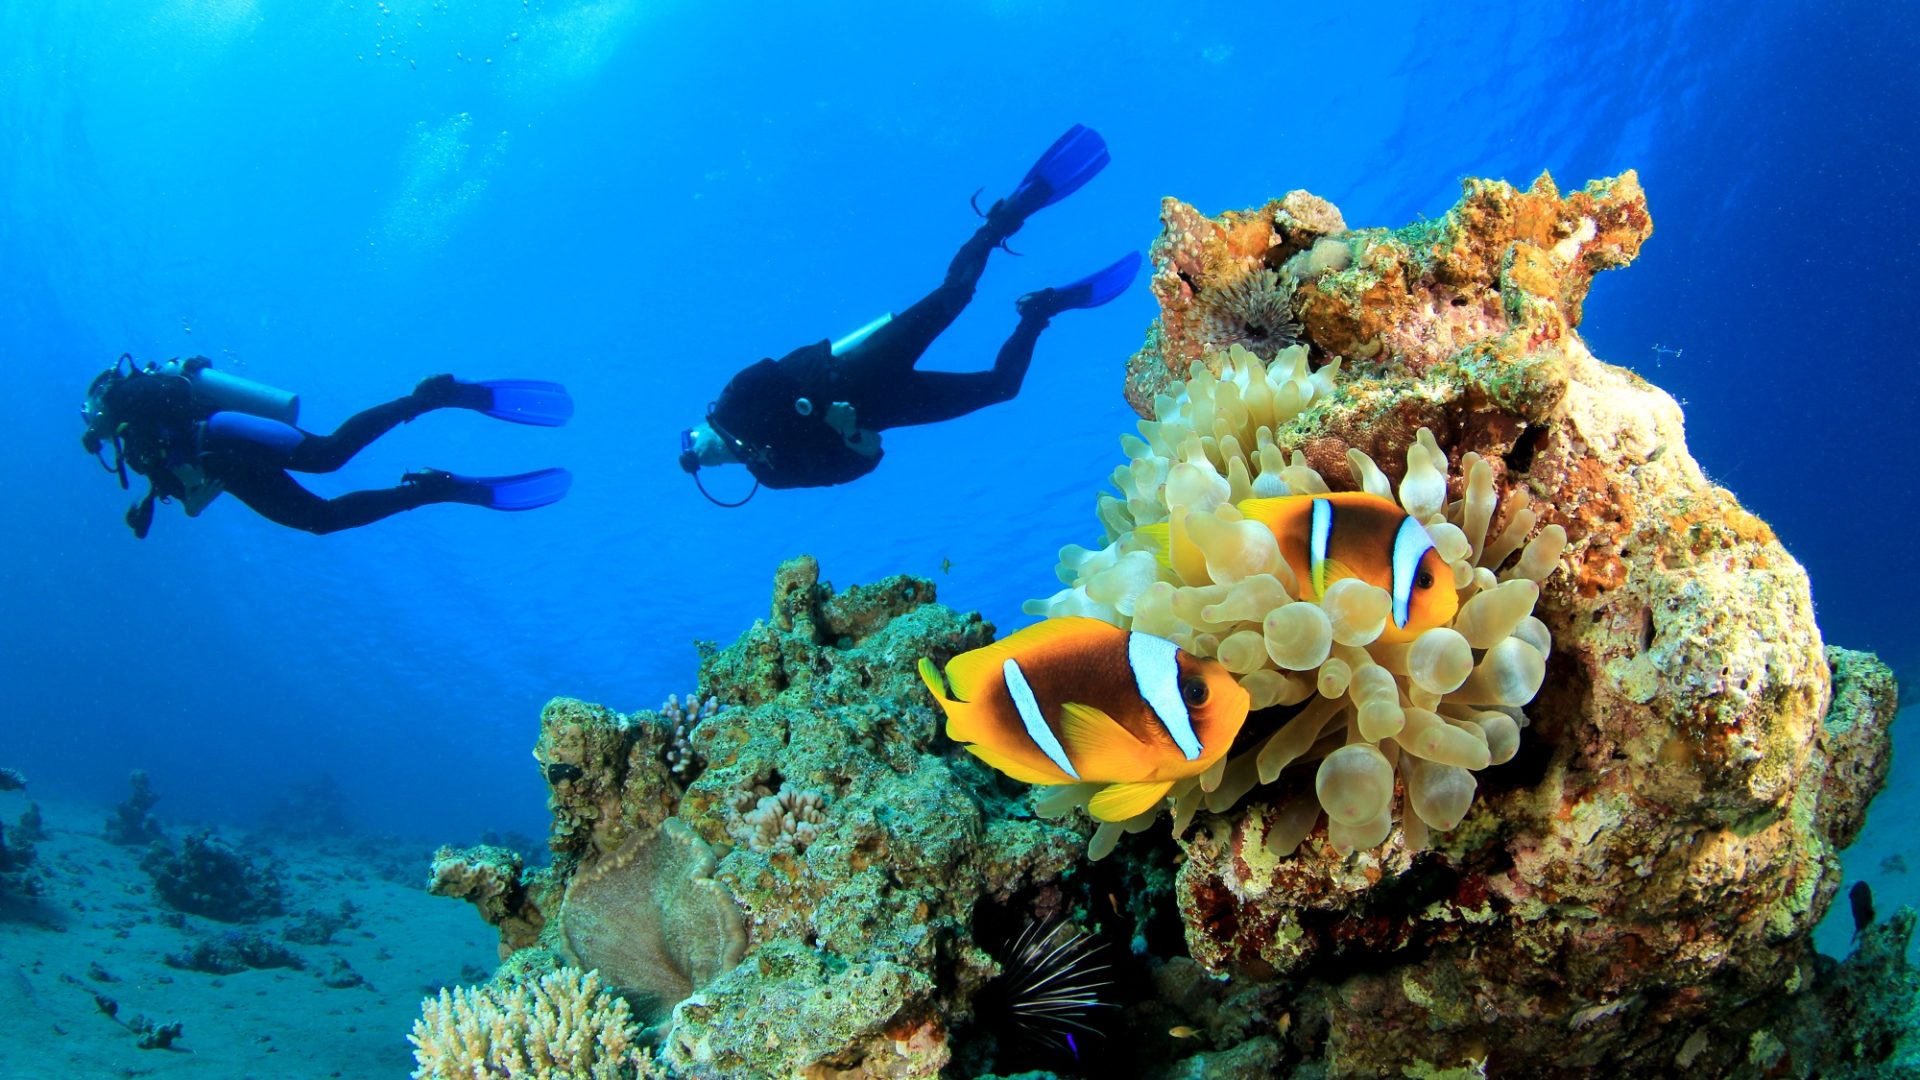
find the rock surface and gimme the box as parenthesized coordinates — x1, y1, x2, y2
(1119, 175, 1898, 1075)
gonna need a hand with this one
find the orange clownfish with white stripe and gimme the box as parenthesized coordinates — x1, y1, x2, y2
(1144, 492, 1459, 644)
(917, 617, 1250, 822)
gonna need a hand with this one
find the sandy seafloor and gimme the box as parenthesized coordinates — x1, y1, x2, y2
(0, 704, 1911, 1077)
(0, 796, 497, 1078)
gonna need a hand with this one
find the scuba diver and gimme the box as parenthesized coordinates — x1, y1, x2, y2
(80, 354, 574, 538)
(678, 124, 1141, 506)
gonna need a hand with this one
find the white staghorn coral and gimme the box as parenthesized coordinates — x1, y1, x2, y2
(409, 967, 656, 1079)
(1025, 344, 1565, 859)
(661, 692, 720, 782)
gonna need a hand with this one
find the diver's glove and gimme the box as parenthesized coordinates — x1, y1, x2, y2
(826, 404, 882, 457)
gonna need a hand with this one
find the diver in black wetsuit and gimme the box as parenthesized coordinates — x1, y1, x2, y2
(80, 356, 574, 537)
(678, 125, 1141, 505)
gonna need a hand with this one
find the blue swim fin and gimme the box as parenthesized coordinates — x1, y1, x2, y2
(1017, 251, 1142, 319)
(447, 378, 575, 427)
(997, 124, 1112, 223)
(404, 467, 573, 511)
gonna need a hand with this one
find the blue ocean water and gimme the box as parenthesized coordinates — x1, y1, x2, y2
(2, 0, 1912, 871)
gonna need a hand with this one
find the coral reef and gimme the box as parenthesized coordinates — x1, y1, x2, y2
(282, 899, 360, 945)
(1030, 174, 1896, 1074)
(165, 929, 306, 974)
(409, 967, 659, 1080)
(420, 174, 1897, 1078)
(0, 769, 38, 897)
(104, 769, 162, 846)
(429, 558, 1086, 1076)
(142, 829, 287, 922)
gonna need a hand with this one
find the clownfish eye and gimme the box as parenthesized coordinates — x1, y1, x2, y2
(1416, 570, 1435, 590)
(1181, 677, 1210, 707)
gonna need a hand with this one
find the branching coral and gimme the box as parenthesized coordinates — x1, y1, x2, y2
(661, 692, 719, 782)
(1026, 344, 1564, 858)
(409, 968, 657, 1080)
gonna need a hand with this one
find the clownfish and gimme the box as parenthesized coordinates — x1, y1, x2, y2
(918, 617, 1250, 822)
(1142, 492, 1459, 644)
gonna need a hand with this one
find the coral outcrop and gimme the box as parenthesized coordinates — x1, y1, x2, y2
(0, 766, 38, 897)
(142, 829, 287, 922)
(423, 172, 1898, 1077)
(105, 769, 162, 846)
(1046, 174, 1896, 1075)
(429, 558, 1085, 1076)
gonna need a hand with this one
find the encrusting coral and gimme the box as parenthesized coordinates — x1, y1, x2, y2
(427, 559, 1085, 1077)
(409, 967, 658, 1079)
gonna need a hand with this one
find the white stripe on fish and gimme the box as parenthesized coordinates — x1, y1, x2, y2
(1130, 631, 1201, 761)
(1004, 657, 1079, 778)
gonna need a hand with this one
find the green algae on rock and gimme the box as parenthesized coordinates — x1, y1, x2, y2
(427, 556, 1086, 1077)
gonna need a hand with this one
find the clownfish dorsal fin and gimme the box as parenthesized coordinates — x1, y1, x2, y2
(1236, 495, 1296, 524)
(1057, 701, 1148, 779)
(941, 617, 1107, 701)
(1088, 779, 1176, 822)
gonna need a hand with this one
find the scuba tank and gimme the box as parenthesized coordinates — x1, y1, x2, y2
(830, 313, 892, 356)
(158, 357, 299, 423)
